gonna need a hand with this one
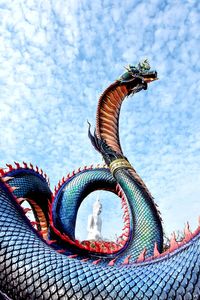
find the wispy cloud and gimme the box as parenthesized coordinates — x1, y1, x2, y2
(0, 0, 199, 239)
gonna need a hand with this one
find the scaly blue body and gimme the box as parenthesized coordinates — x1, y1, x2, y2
(0, 175, 199, 299)
(0, 61, 199, 299)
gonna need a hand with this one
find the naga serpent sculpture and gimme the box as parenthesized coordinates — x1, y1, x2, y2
(0, 60, 199, 299)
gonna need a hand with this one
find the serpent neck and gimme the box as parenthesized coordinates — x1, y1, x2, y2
(95, 80, 163, 259)
(96, 81, 128, 155)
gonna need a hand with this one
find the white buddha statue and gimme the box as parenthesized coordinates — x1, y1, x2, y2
(87, 197, 102, 241)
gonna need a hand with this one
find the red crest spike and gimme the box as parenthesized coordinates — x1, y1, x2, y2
(116, 184, 119, 192)
(30, 163, 34, 169)
(23, 162, 28, 168)
(136, 248, 147, 263)
(36, 166, 39, 172)
(6, 164, 13, 171)
(14, 161, 21, 169)
(123, 255, 131, 265)
(108, 258, 117, 266)
(68, 254, 78, 259)
(92, 259, 101, 265)
(169, 232, 178, 251)
(40, 169, 43, 175)
(48, 240, 57, 245)
(153, 242, 160, 257)
(81, 258, 89, 262)
(74, 240, 81, 247)
(0, 169, 5, 176)
(184, 222, 192, 241)
(57, 249, 66, 254)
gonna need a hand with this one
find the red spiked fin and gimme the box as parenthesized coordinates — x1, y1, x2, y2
(14, 161, 21, 168)
(57, 249, 66, 253)
(108, 258, 117, 266)
(136, 248, 146, 263)
(123, 255, 131, 265)
(23, 162, 28, 168)
(0, 169, 5, 176)
(6, 164, 13, 171)
(47, 240, 57, 245)
(153, 242, 160, 257)
(81, 258, 89, 262)
(184, 222, 192, 241)
(169, 232, 178, 251)
(92, 259, 101, 265)
(68, 254, 78, 259)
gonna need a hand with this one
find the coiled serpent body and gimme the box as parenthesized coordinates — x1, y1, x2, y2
(0, 61, 199, 299)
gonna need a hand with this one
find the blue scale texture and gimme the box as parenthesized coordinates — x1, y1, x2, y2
(0, 171, 200, 299)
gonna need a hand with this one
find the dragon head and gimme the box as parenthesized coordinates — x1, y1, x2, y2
(118, 59, 158, 90)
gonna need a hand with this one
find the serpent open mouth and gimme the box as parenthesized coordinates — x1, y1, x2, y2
(142, 71, 158, 83)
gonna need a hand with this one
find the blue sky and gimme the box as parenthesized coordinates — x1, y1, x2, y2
(0, 0, 199, 241)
